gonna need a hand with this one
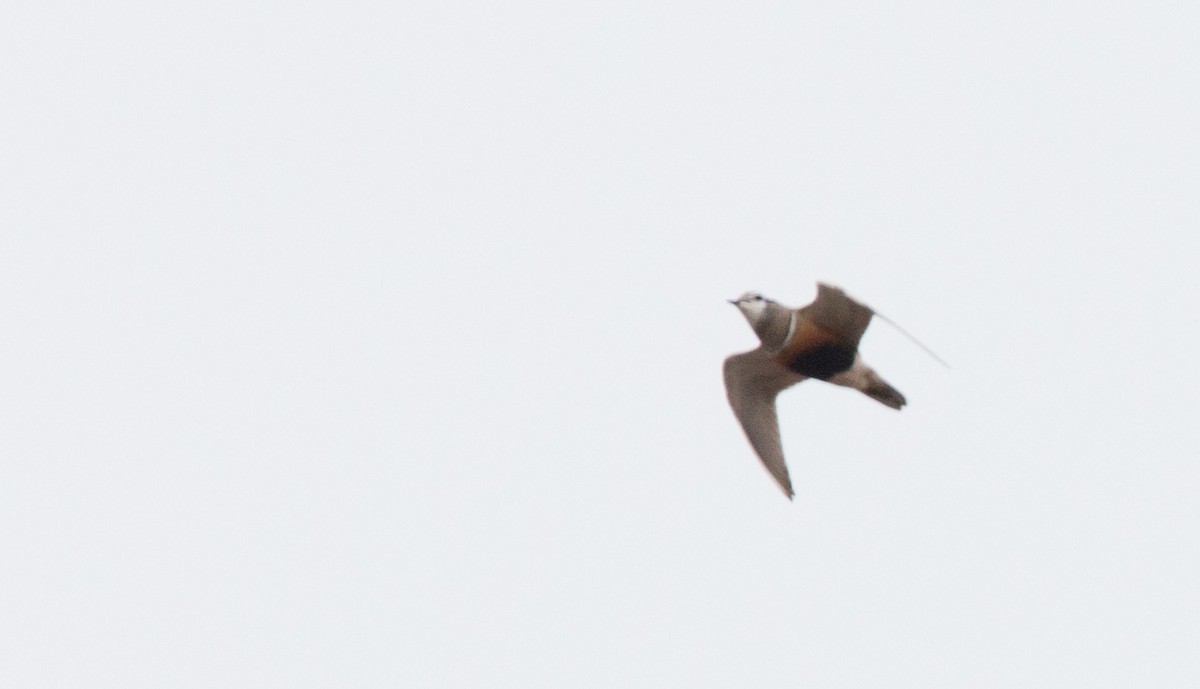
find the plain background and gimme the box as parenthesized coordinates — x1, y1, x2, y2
(3, 1, 1198, 687)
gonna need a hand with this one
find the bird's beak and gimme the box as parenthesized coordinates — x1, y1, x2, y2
(727, 298, 740, 305)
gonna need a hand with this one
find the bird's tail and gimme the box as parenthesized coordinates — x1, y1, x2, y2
(863, 372, 906, 410)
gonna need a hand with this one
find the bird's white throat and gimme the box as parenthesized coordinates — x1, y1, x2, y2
(737, 299, 770, 326)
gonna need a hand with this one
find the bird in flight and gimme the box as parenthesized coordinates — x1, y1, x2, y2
(723, 283, 920, 499)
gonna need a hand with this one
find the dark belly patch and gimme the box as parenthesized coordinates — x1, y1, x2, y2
(774, 319, 857, 380)
(781, 344, 856, 379)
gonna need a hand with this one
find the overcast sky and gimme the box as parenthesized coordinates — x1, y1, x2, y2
(3, 1, 1198, 687)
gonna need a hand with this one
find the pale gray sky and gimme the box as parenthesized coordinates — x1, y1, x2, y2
(3, 1, 1198, 687)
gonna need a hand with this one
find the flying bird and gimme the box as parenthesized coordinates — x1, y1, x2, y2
(723, 283, 910, 499)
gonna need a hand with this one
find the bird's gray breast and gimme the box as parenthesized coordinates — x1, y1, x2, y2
(750, 305, 793, 350)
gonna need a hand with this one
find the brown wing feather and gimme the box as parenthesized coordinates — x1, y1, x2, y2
(798, 283, 875, 350)
(722, 348, 806, 499)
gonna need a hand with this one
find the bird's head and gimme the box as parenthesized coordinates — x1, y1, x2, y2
(728, 292, 775, 327)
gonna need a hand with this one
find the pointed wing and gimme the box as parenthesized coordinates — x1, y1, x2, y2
(799, 283, 876, 351)
(722, 348, 806, 499)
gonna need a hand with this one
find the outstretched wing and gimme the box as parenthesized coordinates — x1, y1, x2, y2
(722, 348, 806, 499)
(798, 282, 875, 351)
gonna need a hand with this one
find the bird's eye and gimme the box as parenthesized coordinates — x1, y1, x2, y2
(754, 295, 763, 301)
